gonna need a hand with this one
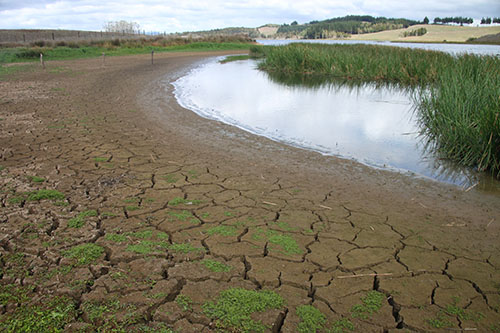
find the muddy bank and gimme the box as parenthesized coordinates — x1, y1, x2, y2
(1, 51, 499, 331)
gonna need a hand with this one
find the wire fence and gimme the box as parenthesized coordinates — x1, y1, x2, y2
(0, 29, 168, 46)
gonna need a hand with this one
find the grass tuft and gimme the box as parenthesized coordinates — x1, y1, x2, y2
(203, 288, 285, 332)
(296, 305, 326, 333)
(62, 243, 104, 265)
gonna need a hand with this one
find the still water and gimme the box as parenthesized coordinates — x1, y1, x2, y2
(257, 39, 500, 56)
(173, 57, 499, 191)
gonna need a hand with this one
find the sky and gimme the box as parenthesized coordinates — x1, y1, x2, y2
(0, 0, 499, 33)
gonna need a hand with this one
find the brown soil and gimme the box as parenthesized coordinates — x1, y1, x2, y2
(1, 51, 499, 332)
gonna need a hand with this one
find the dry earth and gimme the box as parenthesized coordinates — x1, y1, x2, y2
(1, 51, 499, 332)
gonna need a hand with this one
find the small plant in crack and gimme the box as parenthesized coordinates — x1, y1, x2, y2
(201, 259, 232, 272)
(176, 294, 193, 311)
(94, 157, 108, 162)
(169, 197, 201, 206)
(350, 290, 385, 319)
(27, 175, 45, 183)
(427, 313, 454, 329)
(296, 305, 326, 333)
(444, 296, 484, 323)
(163, 174, 179, 183)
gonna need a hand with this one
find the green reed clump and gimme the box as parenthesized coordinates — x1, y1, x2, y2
(417, 54, 500, 176)
(254, 43, 500, 177)
(255, 43, 450, 85)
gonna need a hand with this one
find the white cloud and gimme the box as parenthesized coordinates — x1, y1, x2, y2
(1, 0, 499, 32)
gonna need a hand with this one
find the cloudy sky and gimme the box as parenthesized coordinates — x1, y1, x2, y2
(0, 0, 499, 33)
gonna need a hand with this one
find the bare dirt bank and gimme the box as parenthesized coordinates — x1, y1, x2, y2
(1, 52, 499, 331)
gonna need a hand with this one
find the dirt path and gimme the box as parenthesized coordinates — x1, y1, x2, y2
(1, 51, 499, 332)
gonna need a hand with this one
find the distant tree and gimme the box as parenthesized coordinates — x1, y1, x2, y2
(486, 17, 492, 24)
(291, 21, 298, 26)
(494, 17, 500, 23)
(434, 17, 441, 24)
(423, 16, 429, 24)
(103, 20, 140, 34)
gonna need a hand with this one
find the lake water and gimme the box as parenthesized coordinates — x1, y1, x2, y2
(172, 51, 500, 192)
(256, 39, 500, 56)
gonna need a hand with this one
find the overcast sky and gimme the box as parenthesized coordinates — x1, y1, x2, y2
(1, 0, 499, 33)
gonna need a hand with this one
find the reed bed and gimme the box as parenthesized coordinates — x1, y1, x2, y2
(252, 44, 500, 177)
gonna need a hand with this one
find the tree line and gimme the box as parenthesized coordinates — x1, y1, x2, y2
(481, 17, 500, 24)
(433, 17, 473, 25)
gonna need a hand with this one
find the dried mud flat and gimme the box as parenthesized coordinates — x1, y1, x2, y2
(1, 52, 499, 332)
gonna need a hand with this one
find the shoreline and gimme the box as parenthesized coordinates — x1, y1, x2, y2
(1, 51, 499, 331)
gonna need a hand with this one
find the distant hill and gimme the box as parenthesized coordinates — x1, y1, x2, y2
(275, 15, 419, 39)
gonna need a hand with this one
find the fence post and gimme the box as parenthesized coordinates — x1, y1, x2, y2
(151, 50, 154, 65)
(40, 53, 45, 69)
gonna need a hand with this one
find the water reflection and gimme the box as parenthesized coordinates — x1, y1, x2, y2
(172, 57, 499, 190)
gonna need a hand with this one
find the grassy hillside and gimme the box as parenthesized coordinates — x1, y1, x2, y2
(275, 15, 419, 39)
(348, 24, 500, 43)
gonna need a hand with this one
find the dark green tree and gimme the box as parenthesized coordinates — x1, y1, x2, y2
(423, 16, 429, 24)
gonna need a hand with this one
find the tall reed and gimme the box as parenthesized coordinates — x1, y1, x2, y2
(253, 44, 500, 177)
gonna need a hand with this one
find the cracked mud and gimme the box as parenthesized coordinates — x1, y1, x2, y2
(1, 52, 499, 332)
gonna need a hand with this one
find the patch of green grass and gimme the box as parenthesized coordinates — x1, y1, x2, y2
(201, 259, 232, 272)
(329, 318, 355, 332)
(220, 54, 252, 64)
(0, 165, 5, 171)
(0, 41, 252, 65)
(168, 243, 201, 254)
(206, 225, 238, 236)
(27, 175, 45, 183)
(427, 313, 454, 329)
(275, 221, 296, 231)
(351, 291, 385, 319)
(126, 240, 169, 254)
(124, 197, 139, 203)
(101, 211, 117, 218)
(93, 157, 108, 162)
(296, 305, 326, 333)
(0, 284, 32, 306)
(127, 230, 153, 239)
(105, 233, 128, 242)
(67, 209, 97, 228)
(8, 195, 24, 204)
(163, 174, 179, 183)
(168, 197, 201, 206)
(126, 205, 140, 211)
(0, 296, 77, 332)
(27, 189, 65, 201)
(445, 303, 483, 322)
(203, 288, 285, 332)
(168, 210, 193, 221)
(0, 64, 33, 79)
(62, 243, 104, 265)
(266, 230, 303, 255)
(176, 294, 193, 311)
